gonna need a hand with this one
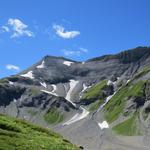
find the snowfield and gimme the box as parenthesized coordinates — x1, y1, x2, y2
(36, 61, 45, 69)
(63, 80, 90, 125)
(20, 71, 34, 79)
(63, 61, 74, 66)
(65, 80, 79, 106)
(63, 107, 89, 126)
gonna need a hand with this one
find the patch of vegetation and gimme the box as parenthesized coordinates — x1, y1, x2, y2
(104, 81, 145, 123)
(28, 110, 38, 116)
(0, 78, 9, 84)
(44, 108, 64, 124)
(0, 114, 80, 150)
(89, 99, 104, 111)
(142, 111, 149, 121)
(29, 88, 40, 96)
(133, 65, 150, 80)
(112, 113, 141, 136)
(81, 80, 107, 104)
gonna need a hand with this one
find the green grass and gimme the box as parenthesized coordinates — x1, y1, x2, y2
(112, 113, 140, 136)
(133, 65, 150, 80)
(0, 114, 80, 150)
(44, 108, 64, 124)
(143, 111, 149, 121)
(81, 80, 107, 104)
(89, 99, 104, 111)
(29, 88, 41, 95)
(0, 78, 9, 84)
(28, 110, 38, 116)
(104, 81, 145, 123)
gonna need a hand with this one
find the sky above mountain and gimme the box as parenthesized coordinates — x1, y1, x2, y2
(0, 0, 150, 78)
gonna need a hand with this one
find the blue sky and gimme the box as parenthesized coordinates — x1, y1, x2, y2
(0, 0, 150, 78)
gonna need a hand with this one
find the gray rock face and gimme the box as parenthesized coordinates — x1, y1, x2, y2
(0, 84, 25, 106)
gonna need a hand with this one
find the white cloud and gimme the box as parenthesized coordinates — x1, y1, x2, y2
(63, 50, 81, 56)
(53, 24, 80, 39)
(6, 64, 20, 71)
(7, 18, 34, 38)
(62, 48, 88, 56)
(1, 26, 9, 32)
(79, 47, 88, 53)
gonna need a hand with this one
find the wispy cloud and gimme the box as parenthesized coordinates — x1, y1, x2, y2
(79, 47, 88, 53)
(0, 26, 9, 32)
(63, 50, 81, 56)
(6, 64, 20, 71)
(53, 24, 80, 39)
(62, 47, 88, 56)
(8, 18, 34, 38)
(1, 18, 34, 38)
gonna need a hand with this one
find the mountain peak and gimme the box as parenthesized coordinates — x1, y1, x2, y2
(88, 46, 150, 63)
(42, 55, 77, 63)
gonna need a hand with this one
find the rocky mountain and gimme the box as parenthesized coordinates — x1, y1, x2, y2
(1, 46, 150, 150)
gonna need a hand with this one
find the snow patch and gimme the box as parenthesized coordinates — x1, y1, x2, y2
(40, 82, 47, 88)
(41, 85, 57, 96)
(97, 93, 116, 112)
(82, 62, 85, 64)
(82, 84, 88, 92)
(107, 80, 117, 86)
(37, 61, 45, 69)
(117, 77, 120, 80)
(41, 89, 58, 96)
(65, 80, 79, 106)
(9, 81, 14, 85)
(107, 80, 113, 85)
(20, 71, 34, 79)
(98, 121, 109, 130)
(126, 79, 130, 84)
(51, 85, 57, 92)
(79, 83, 91, 98)
(13, 99, 17, 103)
(63, 61, 74, 66)
(63, 107, 89, 126)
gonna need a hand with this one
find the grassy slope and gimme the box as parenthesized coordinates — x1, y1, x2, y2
(0, 114, 80, 150)
(104, 81, 145, 123)
(44, 108, 64, 124)
(81, 80, 107, 111)
(112, 113, 140, 136)
(89, 100, 104, 111)
(82, 80, 107, 100)
(132, 65, 150, 81)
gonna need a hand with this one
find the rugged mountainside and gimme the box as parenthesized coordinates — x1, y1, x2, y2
(1, 46, 150, 150)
